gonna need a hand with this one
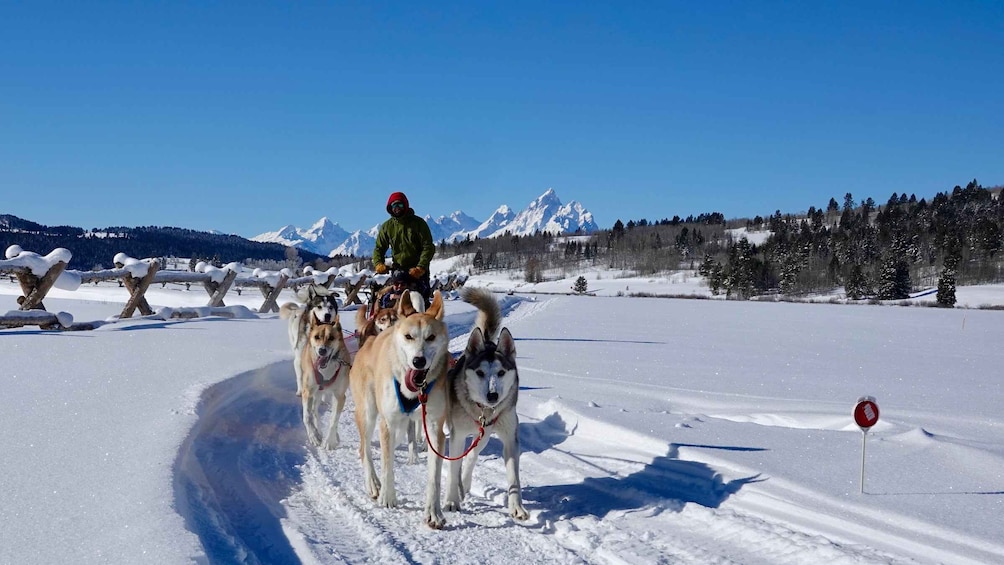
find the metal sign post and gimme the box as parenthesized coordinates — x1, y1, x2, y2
(853, 396, 880, 493)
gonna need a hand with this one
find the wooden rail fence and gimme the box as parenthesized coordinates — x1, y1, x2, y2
(2, 246, 466, 331)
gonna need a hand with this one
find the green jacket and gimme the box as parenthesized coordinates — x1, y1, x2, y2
(372, 210, 436, 271)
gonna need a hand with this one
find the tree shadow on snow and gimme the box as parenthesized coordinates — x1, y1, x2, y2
(173, 360, 307, 564)
(524, 442, 766, 523)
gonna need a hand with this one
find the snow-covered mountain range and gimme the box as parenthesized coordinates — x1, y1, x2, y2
(252, 188, 598, 258)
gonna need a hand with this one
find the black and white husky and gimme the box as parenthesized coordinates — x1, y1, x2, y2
(443, 287, 529, 520)
(280, 284, 340, 396)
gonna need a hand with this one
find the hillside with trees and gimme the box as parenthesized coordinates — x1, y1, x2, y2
(0, 216, 351, 272)
(438, 180, 1003, 304)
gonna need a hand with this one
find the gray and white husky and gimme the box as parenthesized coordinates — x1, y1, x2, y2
(443, 287, 529, 520)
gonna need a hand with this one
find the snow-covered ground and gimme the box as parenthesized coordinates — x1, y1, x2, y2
(2, 262, 1003, 564)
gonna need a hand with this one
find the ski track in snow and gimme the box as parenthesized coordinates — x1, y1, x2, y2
(173, 297, 999, 564)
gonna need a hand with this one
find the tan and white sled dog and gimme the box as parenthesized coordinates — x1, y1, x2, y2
(296, 313, 352, 448)
(444, 287, 528, 520)
(280, 284, 340, 396)
(350, 289, 451, 528)
(355, 301, 425, 463)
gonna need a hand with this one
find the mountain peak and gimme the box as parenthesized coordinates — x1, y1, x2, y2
(531, 188, 561, 208)
(253, 187, 597, 255)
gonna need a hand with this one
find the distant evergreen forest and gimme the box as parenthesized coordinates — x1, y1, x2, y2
(438, 179, 1003, 305)
(0, 217, 353, 272)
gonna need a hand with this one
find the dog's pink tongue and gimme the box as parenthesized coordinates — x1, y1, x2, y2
(316, 355, 329, 371)
(404, 369, 421, 393)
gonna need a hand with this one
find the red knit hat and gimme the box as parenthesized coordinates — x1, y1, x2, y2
(386, 192, 409, 214)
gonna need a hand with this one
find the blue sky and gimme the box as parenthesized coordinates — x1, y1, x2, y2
(2, 2, 1002, 237)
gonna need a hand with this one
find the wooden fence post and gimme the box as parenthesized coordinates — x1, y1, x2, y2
(120, 260, 160, 318)
(16, 261, 68, 311)
(342, 275, 368, 305)
(204, 270, 238, 307)
(257, 273, 288, 313)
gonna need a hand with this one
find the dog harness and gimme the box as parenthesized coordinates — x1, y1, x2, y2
(395, 372, 436, 414)
(313, 353, 349, 391)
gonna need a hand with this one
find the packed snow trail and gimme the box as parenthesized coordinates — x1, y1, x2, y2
(173, 296, 1004, 564)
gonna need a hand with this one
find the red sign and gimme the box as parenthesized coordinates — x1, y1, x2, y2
(854, 398, 880, 430)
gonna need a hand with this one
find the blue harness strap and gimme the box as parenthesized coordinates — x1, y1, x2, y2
(394, 375, 436, 413)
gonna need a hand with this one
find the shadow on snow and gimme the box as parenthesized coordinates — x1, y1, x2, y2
(173, 360, 306, 565)
(512, 414, 765, 522)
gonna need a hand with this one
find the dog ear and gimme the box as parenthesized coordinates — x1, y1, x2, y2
(498, 327, 516, 359)
(466, 327, 485, 356)
(427, 290, 444, 320)
(398, 290, 417, 317)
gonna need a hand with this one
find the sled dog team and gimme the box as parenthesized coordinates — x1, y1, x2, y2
(280, 284, 528, 528)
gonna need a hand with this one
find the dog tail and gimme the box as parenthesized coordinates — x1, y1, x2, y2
(461, 287, 501, 341)
(355, 304, 368, 328)
(279, 302, 301, 320)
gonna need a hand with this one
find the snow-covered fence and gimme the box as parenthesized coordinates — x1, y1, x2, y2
(1, 245, 468, 330)
(1, 245, 71, 312)
(0, 246, 76, 329)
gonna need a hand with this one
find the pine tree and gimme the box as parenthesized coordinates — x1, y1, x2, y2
(845, 263, 869, 300)
(573, 276, 588, 294)
(877, 255, 911, 300)
(936, 257, 958, 307)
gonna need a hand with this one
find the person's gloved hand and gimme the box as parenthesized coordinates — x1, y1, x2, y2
(374, 263, 388, 274)
(409, 266, 426, 279)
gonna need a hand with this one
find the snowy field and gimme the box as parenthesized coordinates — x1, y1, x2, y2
(1, 263, 1003, 564)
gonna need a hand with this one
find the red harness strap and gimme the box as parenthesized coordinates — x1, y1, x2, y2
(419, 392, 498, 461)
(313, 355, 344, 390)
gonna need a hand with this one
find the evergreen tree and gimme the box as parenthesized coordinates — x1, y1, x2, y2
(877, 254, 911, 300)
(845, 263, 869, 300)
(936, 256, 958, 307)
(573, 276, 588, 294)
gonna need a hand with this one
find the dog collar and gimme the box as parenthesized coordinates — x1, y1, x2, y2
(474, 404, 501, 427)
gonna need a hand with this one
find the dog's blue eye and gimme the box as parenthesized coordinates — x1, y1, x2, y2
(497, 370, 505, 377)
(476, 370, 485, 378)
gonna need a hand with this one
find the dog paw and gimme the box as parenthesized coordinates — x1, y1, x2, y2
(378, 491, 398, 508)
(424, 510, 446, 529)
(510, 503, 529, 520)
(444, 500, 460, 513)
(306, 431, 322, 447)
(323, 435, 340, 450)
